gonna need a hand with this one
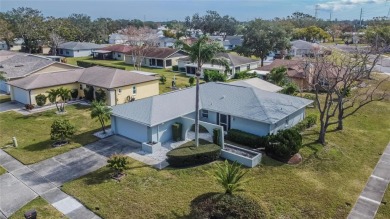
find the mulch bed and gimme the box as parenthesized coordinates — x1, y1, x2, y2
(266, 152, 302, 165)
(110, 172, 126, 181)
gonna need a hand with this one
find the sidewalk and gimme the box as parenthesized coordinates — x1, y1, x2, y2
(348, 142, 390, 219)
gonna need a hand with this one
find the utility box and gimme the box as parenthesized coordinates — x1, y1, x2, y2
(12, 137, 18, 147)
(24, 209, 37, 219)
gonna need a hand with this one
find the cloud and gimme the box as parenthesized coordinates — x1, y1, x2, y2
(316, 0, 387, 11)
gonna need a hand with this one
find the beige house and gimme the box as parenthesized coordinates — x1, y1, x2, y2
(0, 52, 80, 93)
(7, 66, 159, 106)
(124, 47, 188, 69)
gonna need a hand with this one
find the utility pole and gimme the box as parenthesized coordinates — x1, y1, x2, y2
(359, 8, 363, 27)
(329, 11, 332, 21)
(315, 5, 319, 19)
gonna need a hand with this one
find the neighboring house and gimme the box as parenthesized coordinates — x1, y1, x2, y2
(229, 78, 283, 93)
(57, 42, 106, 57)
(157, 37, 176, 48)
(124, 48, 188, 69)
(108, 33, 130, 44)
(178, 53, 259, 79)
(255, 59, 314, 90)
(0, 54, 80, 93)
(209, 35, 243, 50)
(289, 40, 321, 57)
(0, 39, 24, 51)
(0, 41, 8, 50)
(7, 66, 159, 106)
(93, 44, 133, 61)
(110, 82, 312, 143)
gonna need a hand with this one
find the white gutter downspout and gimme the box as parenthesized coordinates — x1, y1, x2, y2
(157, 124, 160, 142)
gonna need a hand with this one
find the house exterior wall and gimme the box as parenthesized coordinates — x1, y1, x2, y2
(0, 43, 8, 50)
(112, 52, 125, 61)
(115, 80, 159, 105)
(59, 49, 93, 57)
(111, 116, 148, 142)
(270, 108, 305, 134)
(34, 63, 79, 75)
(231, 116, 270, 136)
(9, 45, 22, 51)
(10, 86, 30, 104)
(0, 80, 10, 93)
(29, 83, 79, 105)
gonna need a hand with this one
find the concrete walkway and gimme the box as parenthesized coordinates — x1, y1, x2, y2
(348, 142, 390, 219)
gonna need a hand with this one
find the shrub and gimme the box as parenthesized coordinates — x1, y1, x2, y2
(70, 89, 78, 99)
(303, 94, 317, 107)
(214, 160, 248, 195)
(166, 139, 221, 167)
(281, 82, 299, 95)
(35, 94, 47, 106)
(25, 104, 34, 110)
(160, 75, 167, 84)
(226, 129, 268, 148)
(189, 77, 195, 86)
(190, 193, 267, 219)
(285, 55, 292, 60)
(172, 65, 179, 71)
(95, 88, 107, 103)
(306, 114, 317, 127)
(233, 71, 256, 79)
(50, 119, 75, 143)
(76, 60, 126, 70)
(83, 86, 94, 101)
(107, 154, 129, 174)
(292, 114, 317, 132)
(213, 128, 220, 145)
(266, 129, 302, 160)
(172, 122, 182, 141)
(204, 69, 226, 82)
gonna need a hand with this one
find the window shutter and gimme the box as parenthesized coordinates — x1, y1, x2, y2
(217, 113, 220, 125)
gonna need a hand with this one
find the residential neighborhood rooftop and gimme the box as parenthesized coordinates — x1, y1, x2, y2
(229, 78, 283, 92)
(112, 82, 312, 126)
(0, 54, 56, 79)
(58, 41, 107, 50)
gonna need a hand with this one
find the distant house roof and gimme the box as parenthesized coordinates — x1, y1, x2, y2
(8, 66, 158, 90)
(217, 53, 258, 66)
(102, 44, 133, 53)
(256, 59, 310, 79)
(112, 82, 312, 126)
(125, 47, 187, 59)
(0, 50, 19, 62)
(58, 42, 106, 51)
(109, 33, 129, 41)
(291, 40, 318, 50)
(225, 35, 243, 46)
(229, 78, 283, 92)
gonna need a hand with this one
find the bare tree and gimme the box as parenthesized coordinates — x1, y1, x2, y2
(310, 50, 388, 145)
(120, 26, 158, 70)
(49, 32, 65, 55)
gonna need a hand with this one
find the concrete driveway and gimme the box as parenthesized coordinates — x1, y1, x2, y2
(0, 101, 23, 113)
(29, 135, 141, 186)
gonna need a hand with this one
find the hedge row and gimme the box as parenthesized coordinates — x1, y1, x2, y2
(76, 60, 126, 70)
(292, 114, 317, 133)
(167, 139, 221, 167)
(226, 129, 268, 148)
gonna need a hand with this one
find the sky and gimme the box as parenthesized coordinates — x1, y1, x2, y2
(0, 0, 389, 21)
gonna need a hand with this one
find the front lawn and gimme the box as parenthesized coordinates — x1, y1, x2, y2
(0, 94, 11, 103)
(65, 57, 198, 93)
(62, 75, 390, 218)
(9, 197, 63, 219)
(0, 165, 6, 175)
(0, 104, 106, 164)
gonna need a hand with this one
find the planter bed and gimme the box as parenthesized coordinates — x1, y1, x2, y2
(221, 144, 262, 168)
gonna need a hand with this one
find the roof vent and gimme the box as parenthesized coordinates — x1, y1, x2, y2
(15, 64, 24, 67)
(221, 95, 225, 99)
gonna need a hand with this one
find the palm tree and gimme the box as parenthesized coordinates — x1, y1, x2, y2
(214, 160, 249, 195)
(57, 87, 71, 112)
(176, 35, 228, 147)
(47, 89, 59, 111)
(91, 100, 112, 134)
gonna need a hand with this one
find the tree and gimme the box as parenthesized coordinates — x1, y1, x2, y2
(189, 77, 195, 86)
(47, 89, 60, 111)
(50, 119, 75, 144)
(67, 13, 93, 42)
(327, 24, 342, 42)
(57, 87, 71, 112)
(214, 160, 248, 195)
(364, 24, 390, 52)
(238, 19, 291, 66)
(120, 26, 158, 70)
(175, 35, 228, 147)
(48, 32, 65, 55)
(268, 66, 288, 86)
(5, 7, 46, 53)
(0, 18, 15, 49)
(293, 26, 331, 42)
(91, 101, 112, 134)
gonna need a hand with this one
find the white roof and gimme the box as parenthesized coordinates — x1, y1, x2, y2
(230, 78, 282, 93)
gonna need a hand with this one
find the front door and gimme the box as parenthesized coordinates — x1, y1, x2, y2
(218, 113, 230, 131)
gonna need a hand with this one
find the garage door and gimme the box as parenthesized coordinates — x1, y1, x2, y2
(114, 116, 148, 143)
(0, 80, 9, 93)
(12, 87, 30, 104)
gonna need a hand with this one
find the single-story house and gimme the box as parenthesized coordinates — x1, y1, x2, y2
(229, 78, 283, 93)
(157, 37, 176, 48)
(178, 53, 259, 79)
(209, 35, 243, 50)
(108, 33, 130, 44)
(110, 82, 312, 143)
(7, 66, 159, 106)
(0, 41, 8, 50)
(289, 40, 322, 57)
(0, 53, 80, 93)
(255, 59, 314, 91)
(0, 39, 24, 51)
(93, 44, 133, 61)
(124, 47, 188, 69)
(57, 42, 106, 57)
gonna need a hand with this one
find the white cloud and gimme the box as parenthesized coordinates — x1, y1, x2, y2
(316, 0, 387, 11)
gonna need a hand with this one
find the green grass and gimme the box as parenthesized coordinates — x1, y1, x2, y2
(62, 76, 390, 218)
(0, 104, 106, 164)
(377, 187, 390, 219)
(9, 197, 64, 219)
(0, 165, 6, 175)
(168, 139, 219, 156)
(65, 57, 199, 94)
(0, 94, 11, 103)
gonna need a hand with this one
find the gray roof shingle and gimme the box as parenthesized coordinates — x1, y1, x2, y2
(112, 82, 312, 126)
(58, 42, 106, 50)
(0, 55, 55, 79)
(229, 78, 283, 92)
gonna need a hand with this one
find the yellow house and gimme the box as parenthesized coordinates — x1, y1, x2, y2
(8, 66, 159, 106)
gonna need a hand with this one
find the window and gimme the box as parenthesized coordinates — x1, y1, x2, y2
(247, 64, 250, 70)
(118, 54, 121, 58)
(235, 66, 240, 73)
(79, 84, 83, 90)
(166, 59, 172, 67)
(118, 88, 122, 94)
(202, 110, 208, 118)
(66, 51, 69, 55)
(132, 86, 136, 94)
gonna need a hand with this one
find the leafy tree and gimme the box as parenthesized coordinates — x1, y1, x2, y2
(204, 69, 226, 82)
(175, 35, 228, 147)
(238, 19, 291, 66)
(160, 75, 167, 84)
(293, 26, 331, 42)
(281, 82, 299, 95)
(107, 154, 129, 175)
(35, 94, 47, 106)
(327, 24, 342, 42)
(50, 119, 75, 143)
(214, 160, 248, 195)
(91, 101, 112, 134)
(0, 18, 15, 49)
(95, 89, 107, 103)
(189, 77, 195, 86)
(68, 13, 93, 42)
(364, 24, 390, 51)
(268, 66, 288, 86)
